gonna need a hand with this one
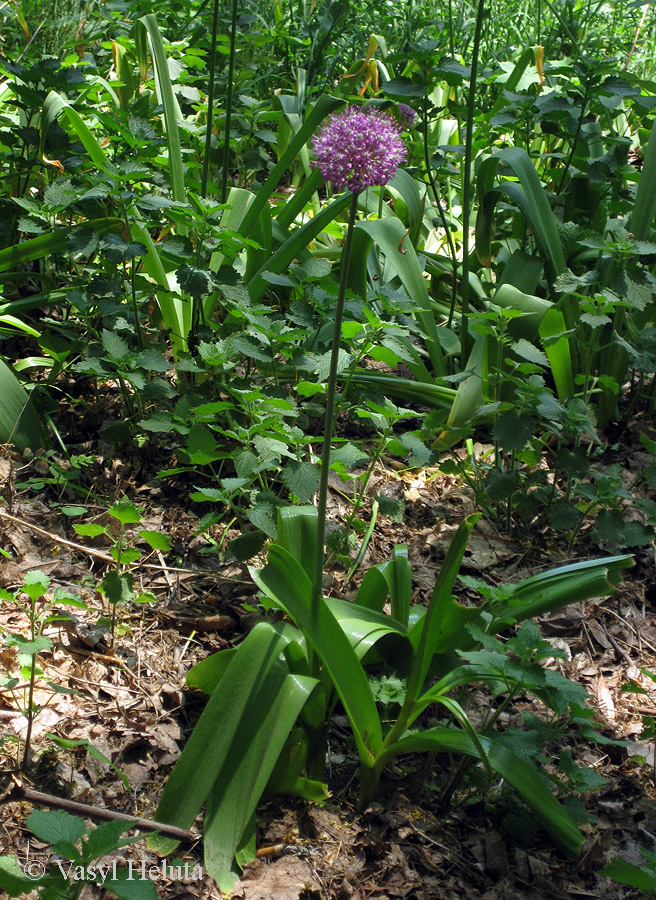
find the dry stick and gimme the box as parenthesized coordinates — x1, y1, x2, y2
(3, 781, 197, 844)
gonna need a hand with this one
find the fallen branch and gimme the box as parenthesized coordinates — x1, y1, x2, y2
(3, 779, 197, 844)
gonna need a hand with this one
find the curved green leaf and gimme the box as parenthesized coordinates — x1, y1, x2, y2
(240, 94, 344, 239)
(251, 545, 383, 759)
(247, 194, 352, 302)
(137, 15, 185, 203)
(381, 728, 583, 856)
(357, 216, 445, 376)
(203, 670, 316, 891)
(0, 358, 45, 450)
(150, 623, 289, 852)
(0, 218, 124, 272)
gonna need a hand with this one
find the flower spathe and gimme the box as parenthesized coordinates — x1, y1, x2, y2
(312, 106, 407, 194)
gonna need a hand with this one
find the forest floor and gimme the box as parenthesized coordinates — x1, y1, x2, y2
(1, 433, 655, 900)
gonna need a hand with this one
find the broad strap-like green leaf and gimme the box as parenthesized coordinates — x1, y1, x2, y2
(186, 648, 237, 694)
(356, 564, 389, 612)
(324, 597, 412, 669)
(629, 113, 656, 241)
(247, 193, 352, 302)
(137, 15, 185, 204)
(240, 94, 344, 239)
(276, 506, 319, 584)
(380, 728, 583, 857)
(203, 671, 316, 891)
(356, 217, 446, 377)
(149, 623, 289, 851)
(477, 149, 566, 279)
(445, 334, 485, 433)
(0, 357, 45, 451)
(490, 554, 633, 629)
(376, 545, 412, 627)
(539, 306, 574, 399)
(0, 218, 124, 272)
(251, 545, 383, 759)
(42, 91, 115, 175)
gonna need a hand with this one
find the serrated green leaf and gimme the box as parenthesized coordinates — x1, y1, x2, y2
(138, 530, 171, 552)
(376, 494, 405, 523)
(101, 571, 134, 606)
(0, 855, 37, 896)
(101, 329, 131, 362)
(602, 856, 656, 893)
(105, 869, 160, 900)
(22, 569, 50, 601)
(282, 460, 319, 503)
(512, 338, 549, 366)
(74, 523, 107, 539)
(492, 412, 534, 452)
(228, 530, 268, 562)
(26, 810, 87, 847)
(6, 634, 52, 656)
(108, 496, 141, 525)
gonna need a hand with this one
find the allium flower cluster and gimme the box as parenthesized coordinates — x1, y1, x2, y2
(398, 103, 417, 129)
(312, 107, 407, 194)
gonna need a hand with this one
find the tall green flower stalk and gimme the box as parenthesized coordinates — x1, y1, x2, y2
(312, 190, 359, 616)
(221, 0, 239, 203)
(460, 0, 486, 361)
(310, 107, 407, 622)
(201, 0, 221, 198)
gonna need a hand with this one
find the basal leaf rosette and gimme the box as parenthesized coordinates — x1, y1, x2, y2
(312, 106, 407, 194)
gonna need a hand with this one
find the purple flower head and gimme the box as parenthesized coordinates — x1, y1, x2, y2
(312, 106, 406, 194)
(398, 103, 417, 129)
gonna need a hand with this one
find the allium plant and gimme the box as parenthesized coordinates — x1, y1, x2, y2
(312, 106, 406, 193)
(311, 107, 406, 622)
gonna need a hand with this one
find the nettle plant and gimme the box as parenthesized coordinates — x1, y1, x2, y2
(0, 809, 162, 900)
(0, 571, 85, 770)
(72, 496, 169, 647)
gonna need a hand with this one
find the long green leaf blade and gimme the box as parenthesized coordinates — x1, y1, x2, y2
(150, 623, 287, 851)
(203, 671, 316, 890)
(383, 728, 583, 856)
(137, 15, 186, 203)
(251, 545, 383, 758)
